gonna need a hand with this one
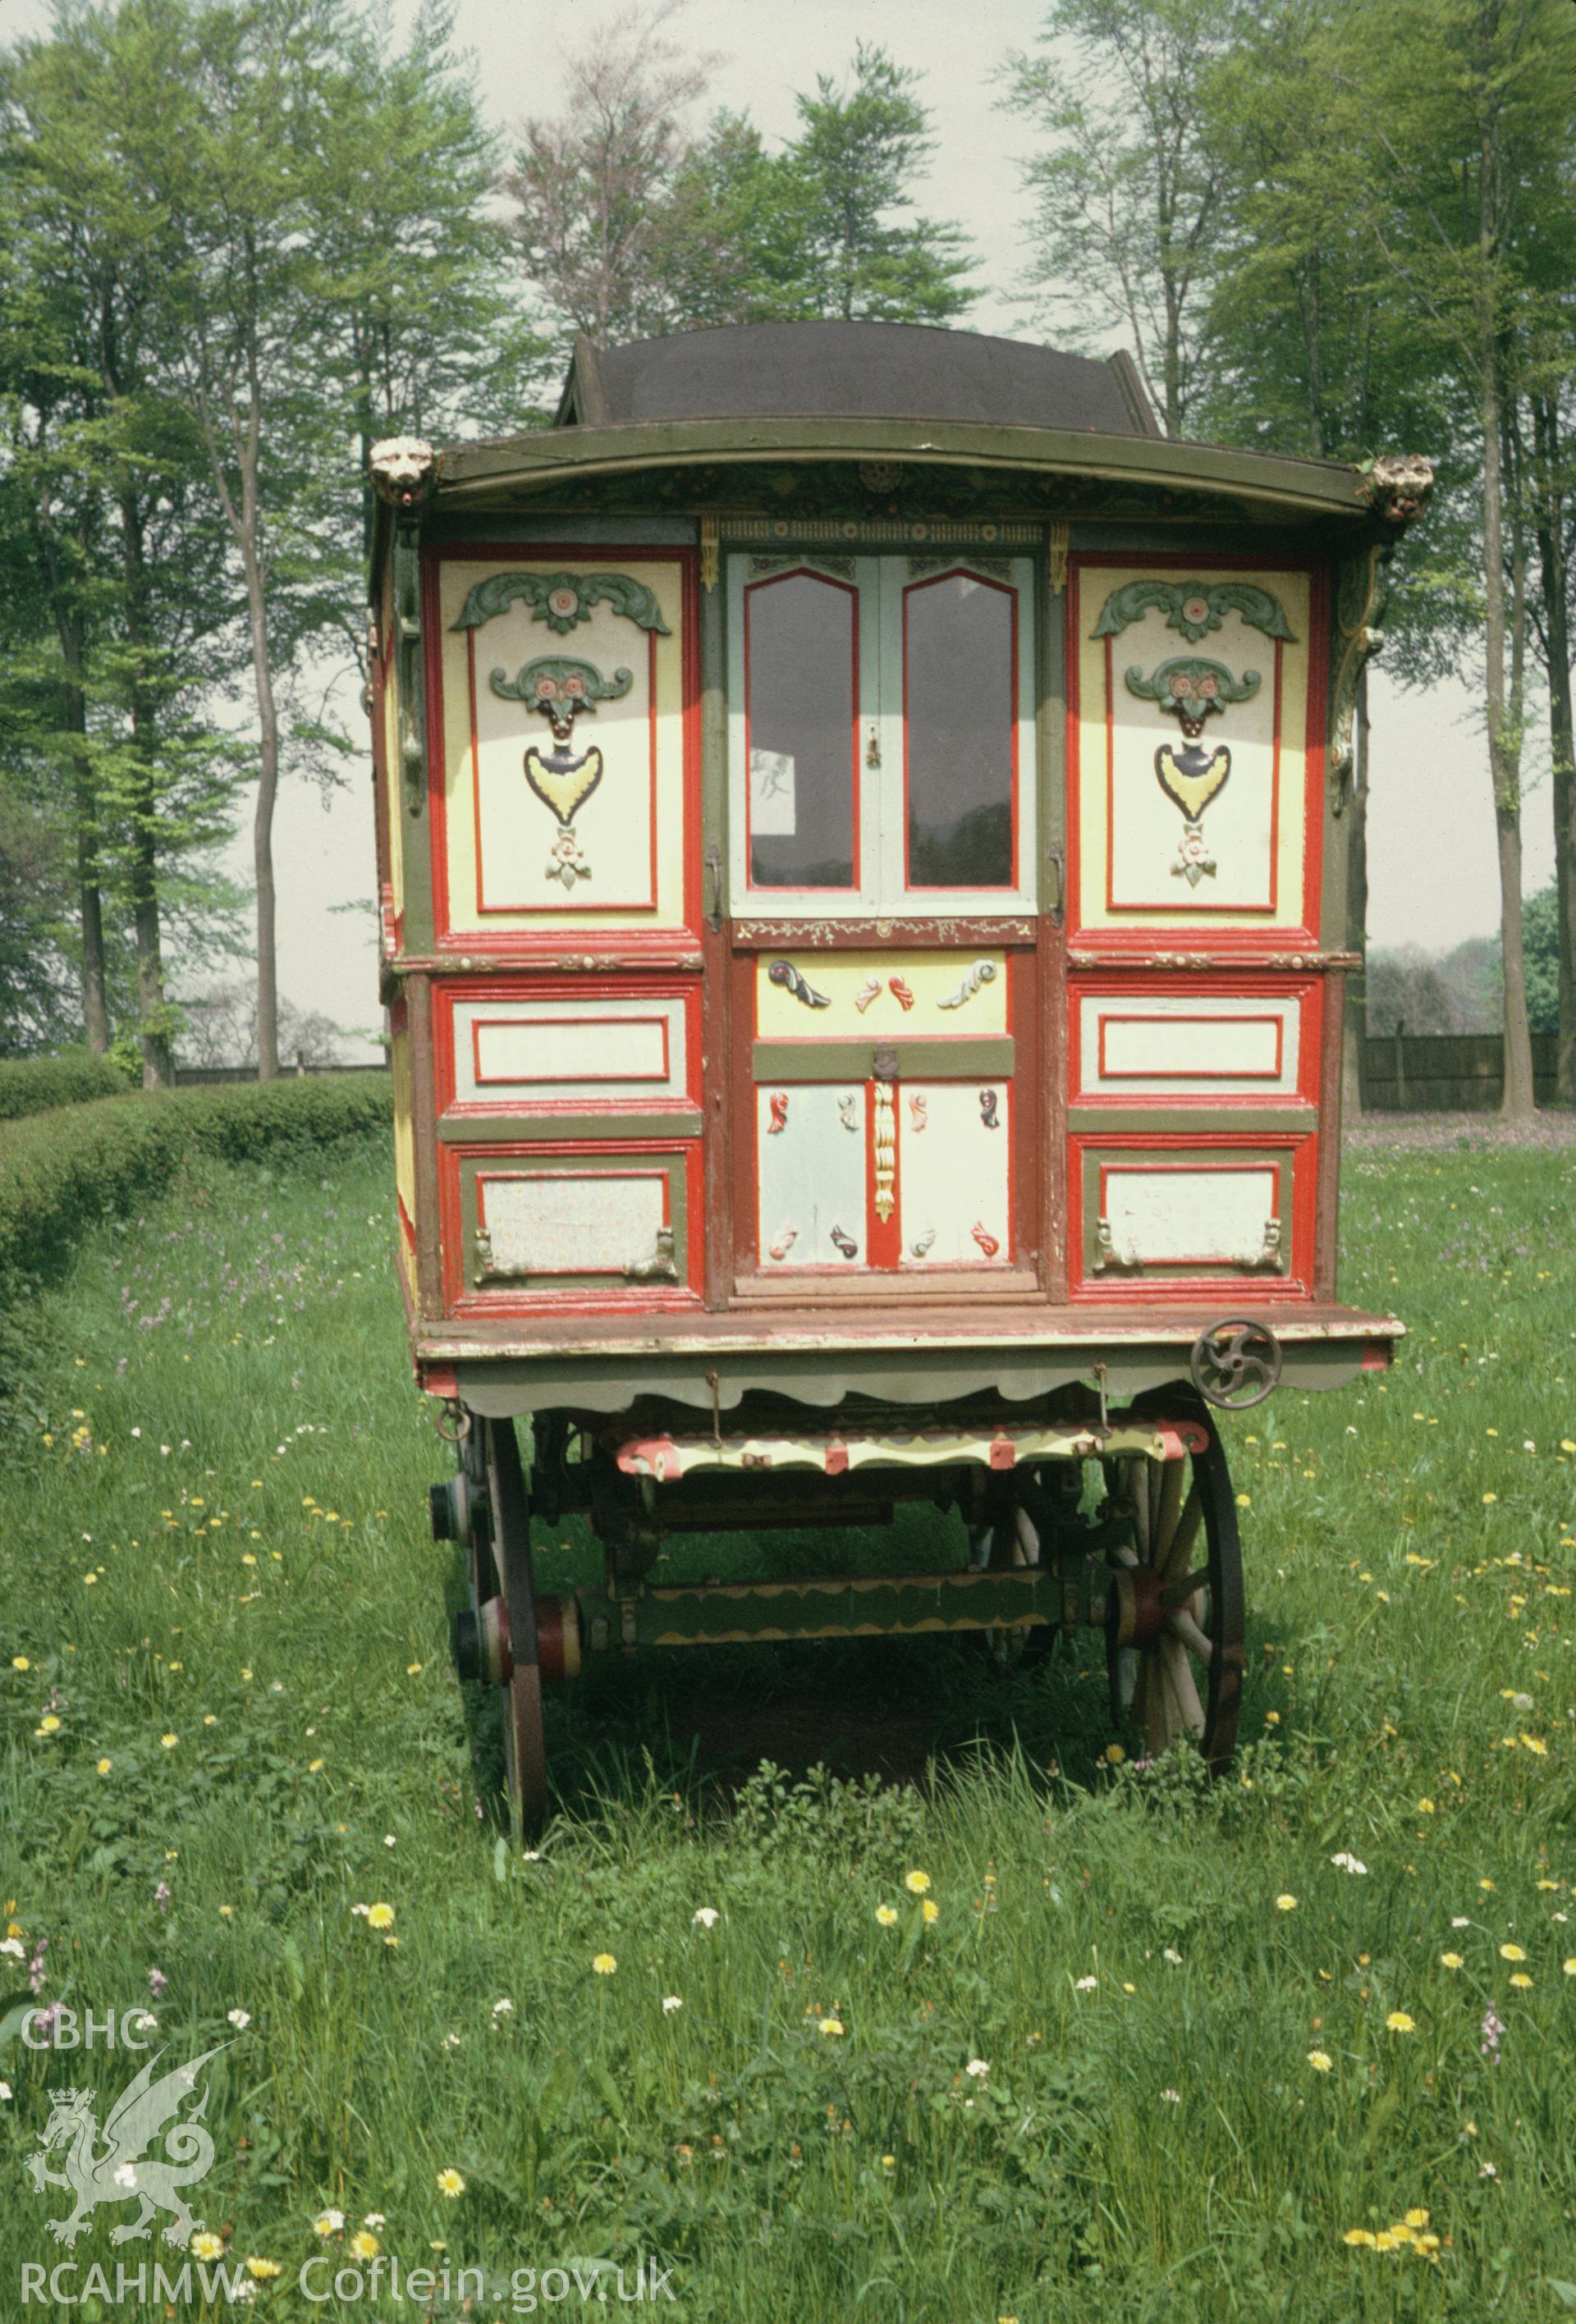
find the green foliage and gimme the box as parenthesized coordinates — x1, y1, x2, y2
(2, 1133, 1576, 2313)
(0, 1050, 131, 1123)
(0, 1075, 390, 1336)
(1523, 884, 1560, 1036)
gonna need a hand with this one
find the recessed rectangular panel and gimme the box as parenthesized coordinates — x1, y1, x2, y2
(898, 1082, 1010, 1267)
(756, 1083, 868, 1270)
(478, 1168, 667, 1278)
(453, 995, 686, 1105)
(1103, 1163, 1279, 1266)
(1078, 992, 1299, 1097)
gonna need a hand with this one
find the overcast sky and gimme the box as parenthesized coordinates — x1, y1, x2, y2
(2, 0, 1554, 1052)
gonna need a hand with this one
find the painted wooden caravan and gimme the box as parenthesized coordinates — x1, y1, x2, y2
(364, 323, 1429, 1836)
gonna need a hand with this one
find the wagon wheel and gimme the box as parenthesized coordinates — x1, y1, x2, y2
(460, 1409, 498, 1618)
(970, 1484, 1054, 1668)
(481, 1415, 549, 1840)
(1102, 1419, 1243, 1770)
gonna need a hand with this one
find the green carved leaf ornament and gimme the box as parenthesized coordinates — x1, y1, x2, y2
(451, 569, 671, 638)
(488, 655, 633, 707)
(1092, 578, 1297, 646)
(1124, 654, 1262, 711)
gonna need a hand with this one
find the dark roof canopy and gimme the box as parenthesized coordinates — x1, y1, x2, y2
(557, 323, 1160, 437)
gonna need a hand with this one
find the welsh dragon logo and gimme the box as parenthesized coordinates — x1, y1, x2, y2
(24, 2044, 227, 2248)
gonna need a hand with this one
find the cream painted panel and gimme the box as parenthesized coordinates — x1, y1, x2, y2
(479, 1169, 667, 1277)
(1079, 992, 1300, 1096)
(438, 559, 687, 933)
(1103, 1164, 1279, 1265)
(1076, 568, 1311, 930)
(454, 996, 686, 1105)
(898, 1082, 1010, 1267)
(756, 1082, 868, 1269)
(756, 949, 1007, 1038)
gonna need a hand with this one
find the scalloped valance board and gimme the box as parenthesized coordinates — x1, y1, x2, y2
(430, 556, 690, 936)
(1071, 562, 1318, 936)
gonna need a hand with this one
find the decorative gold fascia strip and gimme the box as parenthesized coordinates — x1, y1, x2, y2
(1047, 519, 1070, 595)
(383, 951, 706, 978)
(717, 516, 1045, 547)
(699, 515, 719, 592)
(1065, 949, 1360, 973)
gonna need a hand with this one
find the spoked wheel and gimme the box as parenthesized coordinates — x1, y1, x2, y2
(460, 1409, 498, 1622)
(1102, 1418, 1244, 1769)
(481, 1415, 549, 1840)
(970, 1480, 1059, 1668)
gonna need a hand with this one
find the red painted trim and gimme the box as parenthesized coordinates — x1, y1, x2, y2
(469, 1010, 673, 1090)
(424, 542, 701, 958)
(434, 974, 702, 1118)
(1067, 968, 1323, 1109)
(1094, 1010, 1286, 1083)
(1068, 551, 1326, 954)
(1069, 1127, 1318, 1299)
(742, 566, 861, 899)
(396, 1191, 417, 1250)
(901, 565, 1020, 894)
(867, 1082, 901, 1267)
(1361, 1339, 1393, 1371)
(439, 1134, 704, 1314)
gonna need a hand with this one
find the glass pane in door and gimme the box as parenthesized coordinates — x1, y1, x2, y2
(904, 572, 1016, 888)
(744, 571, 859, 890)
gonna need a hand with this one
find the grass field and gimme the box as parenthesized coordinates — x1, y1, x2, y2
(2, 1126, 1574, 2322)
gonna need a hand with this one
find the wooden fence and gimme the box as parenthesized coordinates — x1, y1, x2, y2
(1362, 1032, 1560, 1111)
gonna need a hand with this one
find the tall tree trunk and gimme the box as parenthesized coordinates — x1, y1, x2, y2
(1532, 388, 1575, 1105)
(70, 729, 110, 1055)
(118, 483, 173, 1090)
(241, 512, 282, 1083)
(1482, 368, 1535, 1117)
(1340, 670, 1370, 1119)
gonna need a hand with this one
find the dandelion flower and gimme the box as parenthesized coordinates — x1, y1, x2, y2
(1499, 1943, 1526, 1962)
(905, 1870, 932, 1895)
(592, 1952, 616, 1975)
(11, 1657, 29, 1672)
(1509, 1972, 1533, 1989)
(1343, 2228, 1376, 2247)
(190, 2232, 223, 2261)
(1564, 1959, 1576, 1977)
(160, 1732, 177, 1749)
(1307, 2050, 1332, 2072)
(245, 2258, 282, 2281)
(1386, 2011, 1416, 2034)
(366, 1902, 394, 1933)
(1276, 1895, 1299, 1912)
(1104, 1743, 1126, 1766)
(1441, 1952, 1464, 1970)
(436, 2169, 465, 2198)
(350, 2230, 380, 2260)
(95, 1758, 111, 1774)
(818, 2016, 844, 2036)
(692, 1907, 719, 1928)
(920, 1899, 939, 1925)
(875, 1904, 897, 1927)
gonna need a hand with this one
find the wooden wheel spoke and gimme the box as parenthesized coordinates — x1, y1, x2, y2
(1152, 1457, 1184, 1568)
(1106, 1430, 1242, 1774)
(1166, 1603, 1214, 1663)
(1158, 1483, 1203, 1583)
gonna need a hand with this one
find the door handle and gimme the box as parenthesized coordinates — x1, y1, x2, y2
(704, 843, 723, 935)
(865, 725, 881, 770)
(1048, 839, 1065, 928)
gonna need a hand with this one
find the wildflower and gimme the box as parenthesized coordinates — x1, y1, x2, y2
(1417, 1799, 1436, 1814)
(153, 1881, 171, 1915)
(1440, 1952, 1464, 1970)
(190, 2233, 223, 2261)
(160, 1733, 177, 1750)
(0, 2082, 11, 2101)
(245, 2259, 282, 2281)
(350, 2230, 380, 2260)
(1104, 1743, 1126, 1765)
(1385, 2011, 1416, 2033)
(662, 1996, 683, 2014)
(227, 2009, 251, 2030)
(1275, 1895, 1298, 1912)
(592, 1952, 616, 1975)
(95, 1758, 111, 1775)
(1404, 2208, 1429, 2229)
(1161, 1947, 1183, 1965)
(818, 2016, 844, 2036)
(1160, 2088, 1181, 2103)
(148, 1968, 167, 1999)
(1343, 2229, 1377, 2247)
(875, 1905, 898, 1927)
(1451, 1915, 1471, 1928)
(1480, 2162, 1498, 2179)
(921, 1899, 939, 1925)
(436, 2169, 465, 2198)
(692, 1907, 719, 1928)
(965, 2058, 990, 2079)
(37, 1716, 61, 1736)
(1480, 2007, 1504, 2059)
(905, 1870, 932, 1895)
(1330, 1852, 1368, 1876)
(1499, 1943, 1526, 1962)
(314, 2212, 344, 2236)
(1307, 2051, 1332, 2072)
(1565, 1960, 1576, 1977)
(11, 1657, 29, 1672)
(492, 1997, 514, 2016)
(366, 1903, 394, 1932)
(882, 2154, 896, 2169)
(1074, 1975, 1097, 1992)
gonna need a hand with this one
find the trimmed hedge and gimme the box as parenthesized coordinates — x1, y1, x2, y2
(0, 1050, 131, 1122)
(0, 1073, 392, 1299)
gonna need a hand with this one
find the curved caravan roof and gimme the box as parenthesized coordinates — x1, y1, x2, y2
(382, 323, 1422, 538)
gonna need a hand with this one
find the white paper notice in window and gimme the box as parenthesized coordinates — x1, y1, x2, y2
(749, 748, 797, 836)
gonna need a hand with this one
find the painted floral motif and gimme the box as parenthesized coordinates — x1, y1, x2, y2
(767, 1091, 789, 1135)
(979, 1088, 1000, 1130)
(767, 960, 832, 1010)
(854, 976, 883, 1014)
(451, 570, 671, 639)
(937, 958, 997, 1011)
(828, 1224, 859, 1260)
(887, 977, 914, 1011)
(971, 1222, 1001, 1258)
